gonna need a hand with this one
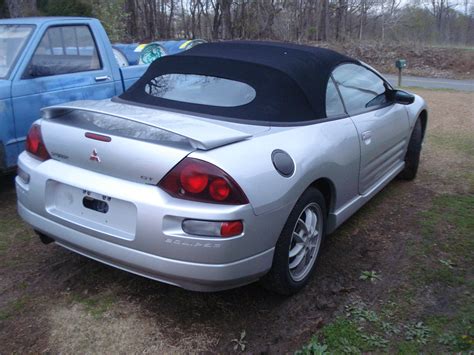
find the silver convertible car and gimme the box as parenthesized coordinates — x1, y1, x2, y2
(16, 41, 427, 294)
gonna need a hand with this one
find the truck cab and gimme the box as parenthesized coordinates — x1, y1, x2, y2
(0, 17, 148, 173)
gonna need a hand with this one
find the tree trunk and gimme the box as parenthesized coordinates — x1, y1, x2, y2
(168, 0, 175, 38)
(126, 0, 138, 40)
(359, 0, 365, 41)
(381, 0, 385, 42)
(220, 0, 233, 39)
(212, 1, 221, 39)
(320, 0, 329, 41)
(335, 0, 346, 41)
(6, 0, 37, 17)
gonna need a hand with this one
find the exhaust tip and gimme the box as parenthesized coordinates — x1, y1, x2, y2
(35, 230, 55, 245)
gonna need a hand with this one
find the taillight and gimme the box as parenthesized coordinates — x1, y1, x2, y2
(26, 124, 50, 161)
(220, 221, 244, 237)
(159, 158, 248, 205)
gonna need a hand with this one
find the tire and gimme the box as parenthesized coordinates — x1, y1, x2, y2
(262, 188, 326, 295)
(398, 118, 423, 180)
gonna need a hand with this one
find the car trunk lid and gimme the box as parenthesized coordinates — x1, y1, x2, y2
(40, 99, 267, 185)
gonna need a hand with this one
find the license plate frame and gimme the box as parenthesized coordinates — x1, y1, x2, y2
(45, 180, 137, 240)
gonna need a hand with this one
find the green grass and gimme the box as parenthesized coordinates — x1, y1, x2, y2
(410, 194, 473, 350)
(296, 318, 372, 354)
(297, 193, 474, 353)
(426, 132, 474, 192)
(404, 194, 473, 351)
(425, 309, 474, 352)
(0, 214, 35, 268)
(419, 194, 474, 257)
(428, 44, 474, 51)
(72, 293, 116, 319)
(0, 202, 32, 258)
(297, 299, 473, 353)
(396, 340, 421, 354)
(0, 186, 45, 267)
(335, 184, 398, 239)
(0, 297, 30, 321)
(401, 86, 463, 93)
(323, 318, 366, 352)
(429, 133, 474, 156)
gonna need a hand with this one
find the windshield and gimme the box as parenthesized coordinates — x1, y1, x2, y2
(0, 25, 35, 79)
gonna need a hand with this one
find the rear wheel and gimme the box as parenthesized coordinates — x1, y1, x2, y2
(262, 188, 326, 295)
(398, 118, 423, 180)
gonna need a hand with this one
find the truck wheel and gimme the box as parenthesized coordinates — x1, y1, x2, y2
(262, 188, 326, 295)
(398, 118, 423, 180)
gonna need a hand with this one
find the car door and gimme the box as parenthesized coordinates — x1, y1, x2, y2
(11, 24, 117, 153)
(332, 63, 410, 194)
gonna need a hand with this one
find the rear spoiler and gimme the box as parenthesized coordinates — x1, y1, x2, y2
(41, 100, 252, 150)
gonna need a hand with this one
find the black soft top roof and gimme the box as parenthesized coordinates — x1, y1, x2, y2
(118, 41, 359, 123)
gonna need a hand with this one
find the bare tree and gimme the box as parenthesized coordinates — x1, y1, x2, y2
(4, 0, 471, 46)
(6, 0, 37, 17)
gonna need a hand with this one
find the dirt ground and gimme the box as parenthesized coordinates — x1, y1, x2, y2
(314, 42, 474, 80)
(0, 89, 473, 353)
(341, 44, 474, 80)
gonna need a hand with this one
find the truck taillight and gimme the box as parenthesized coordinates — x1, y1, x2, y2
(158, 158, 248, 205)
(26, 124, 50, 161)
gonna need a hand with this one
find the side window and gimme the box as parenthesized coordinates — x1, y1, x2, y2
(325, 76, 345, 117)
(25, 26, 101, 78)
(332, 64, 389, 115)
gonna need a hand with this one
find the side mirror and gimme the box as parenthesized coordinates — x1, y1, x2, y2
(393, 90, 415, 105)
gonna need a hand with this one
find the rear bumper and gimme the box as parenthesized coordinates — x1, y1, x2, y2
(18, 201, 274, 291)
(15, 152, 289, 291)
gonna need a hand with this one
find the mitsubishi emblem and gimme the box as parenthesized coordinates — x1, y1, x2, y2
(89, 149, 101, 163)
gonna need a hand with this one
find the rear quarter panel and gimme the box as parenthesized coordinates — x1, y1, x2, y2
(191, 117, 360, 221)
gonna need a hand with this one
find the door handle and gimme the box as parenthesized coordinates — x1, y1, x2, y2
(361, 131, 372, 144)
(95, 75, 111, 82)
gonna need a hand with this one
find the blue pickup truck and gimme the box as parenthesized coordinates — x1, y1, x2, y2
(0, 17, 149, 173)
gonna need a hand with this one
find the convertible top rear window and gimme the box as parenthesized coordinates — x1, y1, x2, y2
(119, 41, 358, 123)
(145, 74, 256, 107)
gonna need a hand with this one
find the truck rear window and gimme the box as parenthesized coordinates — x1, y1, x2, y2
(25, 25, 101, 78)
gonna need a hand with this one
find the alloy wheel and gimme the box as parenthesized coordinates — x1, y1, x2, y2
(288, 202, 323, 282)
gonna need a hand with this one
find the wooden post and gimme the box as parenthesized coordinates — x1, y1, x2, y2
(395, 59, 406, 87)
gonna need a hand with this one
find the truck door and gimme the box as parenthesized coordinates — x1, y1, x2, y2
(11, 24, 116, 152)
